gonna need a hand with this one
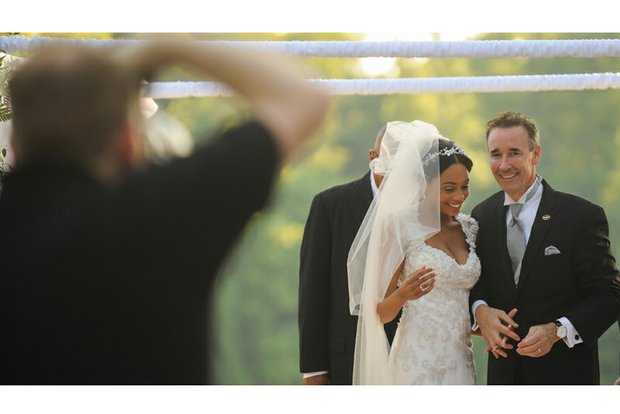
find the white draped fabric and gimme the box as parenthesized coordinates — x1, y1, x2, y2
(347, 120, 441, 384)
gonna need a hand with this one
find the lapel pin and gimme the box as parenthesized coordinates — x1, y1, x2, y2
(542, 214, 551, 221)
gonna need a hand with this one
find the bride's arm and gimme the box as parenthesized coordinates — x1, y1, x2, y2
(376, 263, 435, 324)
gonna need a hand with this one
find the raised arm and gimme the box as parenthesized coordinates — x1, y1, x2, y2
(116, 40, 330, 162)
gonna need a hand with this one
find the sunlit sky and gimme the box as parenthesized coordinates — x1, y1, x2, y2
(4, 1, 612, 77)
(4, 1, 616, 33)
(358, 32, 481, 76)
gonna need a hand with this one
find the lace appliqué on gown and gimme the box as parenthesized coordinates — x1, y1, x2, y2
(388, 213, 481, 384)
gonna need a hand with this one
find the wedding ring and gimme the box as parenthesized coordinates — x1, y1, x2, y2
(537, 348, 542, 353)
(420, 284, 426, 292)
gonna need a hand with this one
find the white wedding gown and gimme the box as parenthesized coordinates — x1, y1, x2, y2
(388, 213, 481, 384)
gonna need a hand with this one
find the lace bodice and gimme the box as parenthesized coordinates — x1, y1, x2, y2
(401, 213, 480, 290)
(388, 213, 481, 384)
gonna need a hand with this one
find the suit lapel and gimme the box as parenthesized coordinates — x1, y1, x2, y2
(517, 180, 555, 293)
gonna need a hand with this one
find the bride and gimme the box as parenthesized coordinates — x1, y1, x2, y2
(347, 120, 480, 385)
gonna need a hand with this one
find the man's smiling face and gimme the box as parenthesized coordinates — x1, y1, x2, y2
(487, 125, 541, 201)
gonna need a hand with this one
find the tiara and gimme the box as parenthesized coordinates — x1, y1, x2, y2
(423, 145, 468, 166)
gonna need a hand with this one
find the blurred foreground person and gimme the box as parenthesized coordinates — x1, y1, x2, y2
(0, 40, 329, 384)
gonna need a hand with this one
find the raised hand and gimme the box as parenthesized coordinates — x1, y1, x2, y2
(377, 265, 436, 324)
(476, 306, 520, 358)
(395, 266, 436, 302)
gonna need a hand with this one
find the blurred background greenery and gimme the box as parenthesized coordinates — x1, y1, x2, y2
(4, 32, 619, 385)
(207, 32, 620, 385)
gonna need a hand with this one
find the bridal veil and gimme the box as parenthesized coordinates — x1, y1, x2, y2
(347, 120, 442, 384)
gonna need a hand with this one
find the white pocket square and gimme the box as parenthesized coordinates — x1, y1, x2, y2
(544, 245, 561, 256)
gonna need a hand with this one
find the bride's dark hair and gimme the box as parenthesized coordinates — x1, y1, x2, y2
(439, 139, 473, 174)
(424, 138, 472, 179)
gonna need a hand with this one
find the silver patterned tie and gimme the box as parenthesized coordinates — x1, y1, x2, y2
(506, 178, 540, 285)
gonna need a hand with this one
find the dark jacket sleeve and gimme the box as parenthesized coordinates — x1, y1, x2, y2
(298, 193, 332, 373)
(566, 204, 620, 344)
(469, 204, 490, 311)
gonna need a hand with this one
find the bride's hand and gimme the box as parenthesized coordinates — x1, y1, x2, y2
(377, 265, 435, 323)
(396, 266, 436, 302)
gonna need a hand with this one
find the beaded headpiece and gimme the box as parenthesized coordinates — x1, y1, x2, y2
(423, 144, 468, 166)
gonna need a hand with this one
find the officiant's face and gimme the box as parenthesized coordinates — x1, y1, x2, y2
(487, 125, 541, 201)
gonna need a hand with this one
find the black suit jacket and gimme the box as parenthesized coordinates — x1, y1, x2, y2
(298, 172, 398, 384)
(471, 180, 620, 384)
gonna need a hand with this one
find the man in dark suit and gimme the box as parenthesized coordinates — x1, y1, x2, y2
(470, 111, 620, 384)
(298, 126, 400, 385)
(0, 40, 328, 384)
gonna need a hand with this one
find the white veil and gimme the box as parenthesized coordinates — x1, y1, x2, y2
(347, 120, 442, 384)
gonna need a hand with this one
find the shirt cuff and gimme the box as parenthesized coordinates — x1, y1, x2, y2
(303, 371, 328, 379)
(471, 300, 488, 331)
(558, 317, 583, 348)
